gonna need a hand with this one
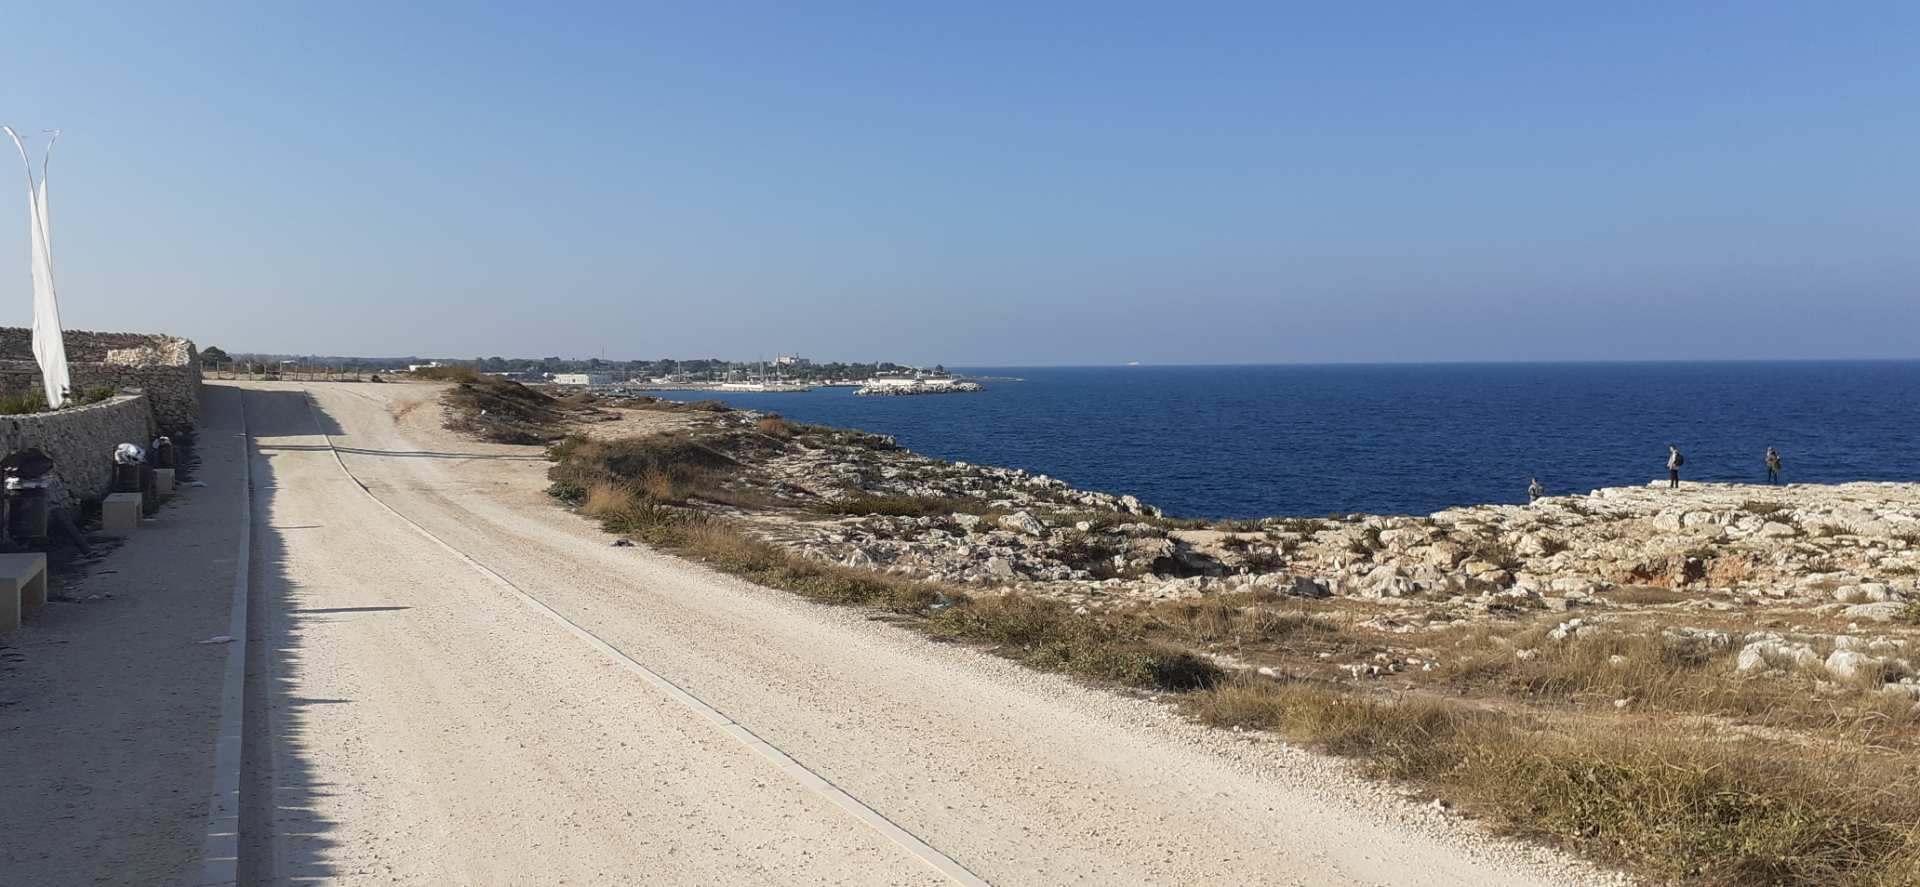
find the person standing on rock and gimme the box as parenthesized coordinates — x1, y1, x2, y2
(1765, 447, 1783, 484)
(1667, 444, 1684, 489)
(1528, 477, 1544, 502)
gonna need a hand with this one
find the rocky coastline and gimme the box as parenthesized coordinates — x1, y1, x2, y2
(454, 377, 1920, 882)
(563, 397, 1919, 702)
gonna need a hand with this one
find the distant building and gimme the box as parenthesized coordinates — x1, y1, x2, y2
(551, 373, 613, 386)
(408, 361, 446, 372)
(773, 354, 811, 367)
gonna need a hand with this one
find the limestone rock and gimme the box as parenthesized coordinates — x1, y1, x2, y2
(997, 511, 1046, 537)
(1824, 650, 1884, 682)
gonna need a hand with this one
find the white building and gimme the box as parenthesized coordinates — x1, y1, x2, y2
(773, 354, 811, 367)
(551, 373, 613, 386)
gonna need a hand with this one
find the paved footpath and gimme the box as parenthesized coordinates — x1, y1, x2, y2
(0, 385, 248, 885)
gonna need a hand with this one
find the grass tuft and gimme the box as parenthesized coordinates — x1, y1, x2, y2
(1185, 677, 1920, 886)
(929, 594, 1222, 691)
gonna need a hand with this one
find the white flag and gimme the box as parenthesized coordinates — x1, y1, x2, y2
(5, 126, 69, 408)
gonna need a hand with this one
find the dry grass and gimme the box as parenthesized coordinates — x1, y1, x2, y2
(581, 481, 638, 518)
(1433, 623, 1920, 746)
(755, 414, 797, 439)
(1599, 585, 1692, 605)
(928, 594, 1221, 691)
(1186, 677, 1920, 886)
(1139, 596, 1343, 648)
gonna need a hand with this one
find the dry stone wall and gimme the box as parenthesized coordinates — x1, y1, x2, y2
(0, 393, 155, 511)
(0, 328, 199, 435)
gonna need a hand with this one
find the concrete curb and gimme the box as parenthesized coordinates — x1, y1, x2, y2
(192, 387, 251, 887)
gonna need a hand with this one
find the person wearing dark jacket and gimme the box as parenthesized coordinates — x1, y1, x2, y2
(1765, 447, 1783, 484)
(1667, 445, 1684, 489)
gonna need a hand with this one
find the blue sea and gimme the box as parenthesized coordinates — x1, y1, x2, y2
(651, 362, 1920, 520)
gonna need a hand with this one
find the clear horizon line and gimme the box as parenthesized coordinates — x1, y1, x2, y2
(223, 351, 1920, 368)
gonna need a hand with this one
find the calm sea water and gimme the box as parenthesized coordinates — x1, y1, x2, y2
(651, 362, 1920, 519)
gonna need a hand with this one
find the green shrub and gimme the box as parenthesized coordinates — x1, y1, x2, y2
(0, 389, 49, 415)
(74, 386, 116, 405)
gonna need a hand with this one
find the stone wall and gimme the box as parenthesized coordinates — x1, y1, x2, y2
(0, 328, 200, 435)
(0, 394, 155, 512)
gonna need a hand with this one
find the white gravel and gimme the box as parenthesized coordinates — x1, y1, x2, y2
(228, 380, 1626, 886)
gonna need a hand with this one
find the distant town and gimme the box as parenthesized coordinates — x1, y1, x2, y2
(203, 349, 985, 394)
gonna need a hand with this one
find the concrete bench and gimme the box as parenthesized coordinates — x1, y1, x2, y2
(102, 492, 142, 535)
(0, 552, 47, 632)
(153, 468, 175, 496)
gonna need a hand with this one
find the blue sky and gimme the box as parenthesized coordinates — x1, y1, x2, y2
(3, 3, 1917, 364)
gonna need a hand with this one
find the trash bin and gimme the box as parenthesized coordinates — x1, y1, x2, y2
(151, 436, 175, 469)
(112, 443, 147, 493)
(5, 479, 49, 541)
(2, 448, 56, 543)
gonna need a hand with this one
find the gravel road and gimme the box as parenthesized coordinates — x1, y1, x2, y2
(230, 380, 1619, 886)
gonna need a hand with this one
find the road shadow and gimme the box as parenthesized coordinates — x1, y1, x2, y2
(240, 386, 344, 886)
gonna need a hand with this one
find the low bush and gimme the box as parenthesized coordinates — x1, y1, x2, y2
(1346, 527, 1385, 557)
(0, 389, 48, 415)
(443, 375, 568, 443)
(1238, 547, 1287, 572)
(1052, 529, 1126, 571)
(0, 386, 119, 415)
(413, 365, 480, 383)
(1270, 517, 1324, 535)
(74, 386, 117, 405)
(551, 432, 739, 503)
(755, 414, 797, 440)
(1468, 540, 1524, 571)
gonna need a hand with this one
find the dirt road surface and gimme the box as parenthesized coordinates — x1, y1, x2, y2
(224, 379, 1612, 886)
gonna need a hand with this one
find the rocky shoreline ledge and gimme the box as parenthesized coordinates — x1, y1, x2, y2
(542, 392, 1920, 695)
(533, 392, 1920, 703)
(444, 375, 1920, 884)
